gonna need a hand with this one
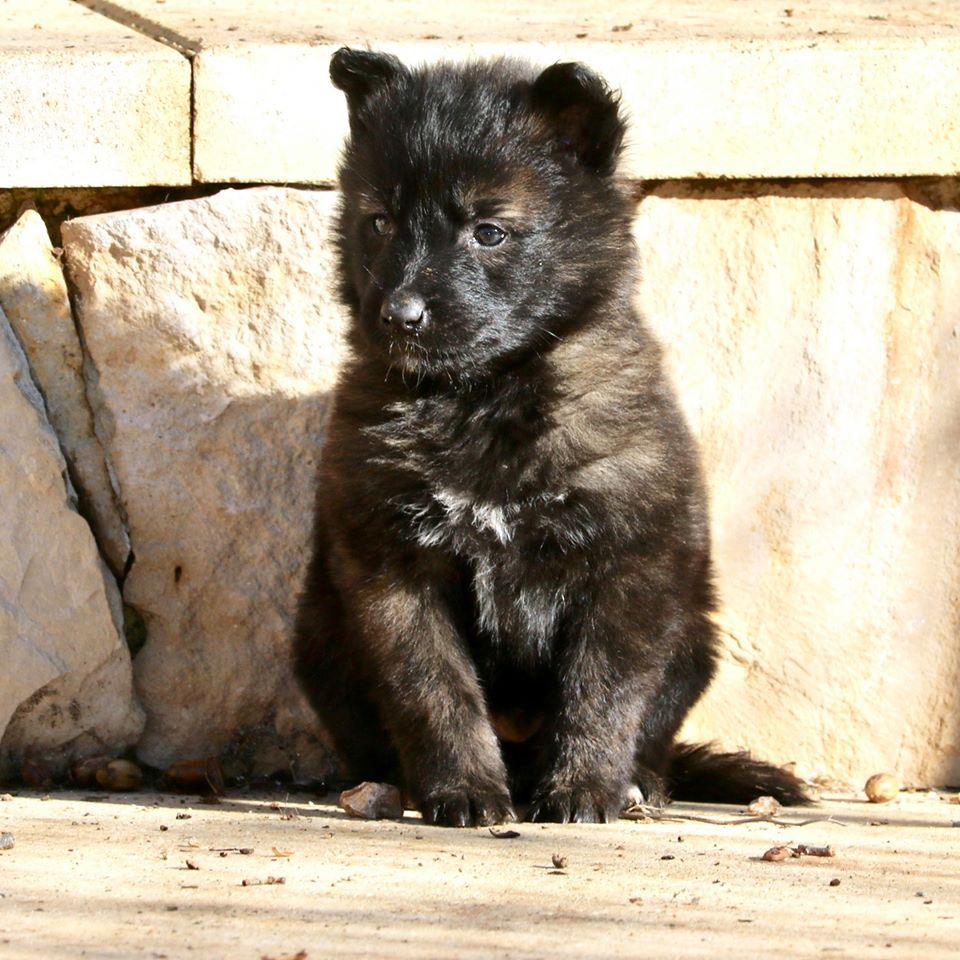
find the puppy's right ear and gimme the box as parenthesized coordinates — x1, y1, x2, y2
(330, 48, 405, 113)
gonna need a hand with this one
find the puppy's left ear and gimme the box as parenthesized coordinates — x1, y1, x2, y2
(330, 47, 406, 114)
(530, 63, 626, 176)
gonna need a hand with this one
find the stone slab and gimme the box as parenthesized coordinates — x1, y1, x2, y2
(60, 186, 346, 777)
(0, 0, 190, 187)
(0, 304, 143, 776)
(634, 181, 960, 788)
(0, 207, 129, 575)
(90, 1, 960, 181)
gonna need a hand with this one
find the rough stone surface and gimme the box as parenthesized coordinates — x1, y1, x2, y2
(43, 179, 960, 789)
(0, 207, 129, 575)
(61, 187, 346, 778)
(0, 305, 143, 777)
(635, 181, 960, 788)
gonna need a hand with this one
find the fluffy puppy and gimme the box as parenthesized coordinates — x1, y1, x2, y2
(294, 48, 809, 825)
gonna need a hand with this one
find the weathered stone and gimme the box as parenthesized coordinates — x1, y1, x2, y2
(0, 207, 129, 575)
(0, 306, 143, 777)
(635, 181, 960, 787)
(61, 187, 345, 778)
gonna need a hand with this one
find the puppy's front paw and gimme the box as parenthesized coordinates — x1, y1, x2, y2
(526, 785, 623, 824)
(420, 789, 515, 828)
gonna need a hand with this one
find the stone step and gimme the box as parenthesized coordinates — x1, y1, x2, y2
(1, 1, 958, 187)
(0, 0, 190, 187)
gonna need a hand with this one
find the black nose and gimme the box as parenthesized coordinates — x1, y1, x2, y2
(380, 292, 426, 333)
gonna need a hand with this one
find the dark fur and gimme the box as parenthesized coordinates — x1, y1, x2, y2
(295, 48, 809, 825)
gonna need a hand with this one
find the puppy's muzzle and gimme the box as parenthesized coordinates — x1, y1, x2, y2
(380, 291, 427, 334)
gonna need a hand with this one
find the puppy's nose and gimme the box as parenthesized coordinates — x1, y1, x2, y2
(380, 292, 426, 333)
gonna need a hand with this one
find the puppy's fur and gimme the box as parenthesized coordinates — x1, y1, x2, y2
(295, 49, 809, 825)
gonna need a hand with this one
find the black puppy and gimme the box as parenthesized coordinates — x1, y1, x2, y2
(295, 48, 808, 825)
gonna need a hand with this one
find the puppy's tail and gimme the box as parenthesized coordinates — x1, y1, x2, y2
(666, 741, 813, 806)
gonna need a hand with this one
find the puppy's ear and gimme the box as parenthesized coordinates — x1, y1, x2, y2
(530, 63, 626, 176)
(330, 48, 406, 113)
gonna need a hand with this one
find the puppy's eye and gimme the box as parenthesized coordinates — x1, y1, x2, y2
(473, 223, 506, 247)
(371, 213, 393, 236)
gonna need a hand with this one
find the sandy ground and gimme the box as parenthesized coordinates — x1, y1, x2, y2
(0, 788, 958, 959)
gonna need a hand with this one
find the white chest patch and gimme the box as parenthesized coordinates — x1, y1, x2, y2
(434, 487, 516, 546)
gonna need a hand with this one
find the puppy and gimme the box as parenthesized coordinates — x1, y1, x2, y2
(294, 48, 809, 825)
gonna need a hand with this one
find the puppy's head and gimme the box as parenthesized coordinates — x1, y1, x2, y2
(330, 48, 633, 381)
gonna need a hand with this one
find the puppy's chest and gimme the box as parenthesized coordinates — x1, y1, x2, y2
(409, 478, 569, 651)
(366, 396, 558, 554)
(412, 481, 528, 552)
(363, 395, 588, 649)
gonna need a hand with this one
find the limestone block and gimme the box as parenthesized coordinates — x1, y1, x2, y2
(103, 1, 960, 180)
(0, 648, 141, 774)
(61, 187, 345, 777)
(0, 306, 143, 777)
(0, 0, 190, 187)
(0, 208, 129, 575)
(635, 182, 960, 787)
(194, 45, 344, 184)
(191, 37, 960, 182)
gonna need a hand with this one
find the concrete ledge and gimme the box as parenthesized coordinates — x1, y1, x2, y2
(0, 1, 190, 187)
(190, 37, 960, 184)
(0, 0, 960, 187)
(3, 2, 959, 186)
(91, 1, 960, 183)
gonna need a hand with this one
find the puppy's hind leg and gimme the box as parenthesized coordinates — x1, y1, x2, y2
(294, 551, 399, 785)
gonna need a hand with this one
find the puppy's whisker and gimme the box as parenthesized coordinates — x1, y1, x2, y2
(340, 161, 380, 194)
(362, 265, 383, 289)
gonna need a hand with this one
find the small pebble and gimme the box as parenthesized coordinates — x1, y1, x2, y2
(762, 845, 791, 862)
(748, 795, 782, 817)
(339, 782, 403, 820)
(0, 832, 14, 850)
(864, 773, 899, 803)
(829, 878, 841, 887)
(96, 759, 143, 791)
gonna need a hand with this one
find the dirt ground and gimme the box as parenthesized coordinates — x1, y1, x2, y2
(0, 788, 958, 959)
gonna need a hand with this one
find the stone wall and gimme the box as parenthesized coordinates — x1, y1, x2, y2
(0, 181, 957, 788)
(639, 182, 960, 787)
